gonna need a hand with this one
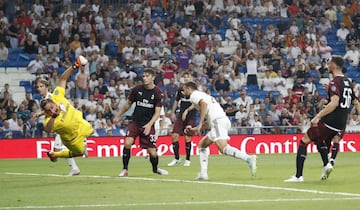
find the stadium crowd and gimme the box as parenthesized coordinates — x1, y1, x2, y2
(1, 0, 360, 139)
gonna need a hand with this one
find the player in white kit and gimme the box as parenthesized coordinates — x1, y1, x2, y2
(35, 78, 81, 176)
(182, 81, 257, 180)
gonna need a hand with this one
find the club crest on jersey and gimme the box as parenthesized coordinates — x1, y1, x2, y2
(331, 85, 336, 92)
(54, 90, 59, 95)
(139, 92, 143, 96)
(151, 94, 154, 100)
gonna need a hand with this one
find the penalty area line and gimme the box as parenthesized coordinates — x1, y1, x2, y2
(4, 172, 360, 198)
(1, 197, 360, 209)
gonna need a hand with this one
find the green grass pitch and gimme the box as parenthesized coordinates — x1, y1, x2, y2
(0, 153, 359, 210)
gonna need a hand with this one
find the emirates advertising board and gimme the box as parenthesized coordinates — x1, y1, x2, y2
(0, 134, 359, 159)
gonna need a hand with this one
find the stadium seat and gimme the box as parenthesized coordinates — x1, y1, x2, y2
(32, 93, 42, 101)
(96, 129, 107, 137)
(19, 80, 32, 87)
(211, 90, 221, 98)
(12, 130, 24, 138)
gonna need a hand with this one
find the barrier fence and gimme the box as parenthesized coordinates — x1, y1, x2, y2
(1, 133, 359, 159)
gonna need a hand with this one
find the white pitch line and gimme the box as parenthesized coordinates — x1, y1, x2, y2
(4, 172, 360, 198)
(1, 197, 360, 210)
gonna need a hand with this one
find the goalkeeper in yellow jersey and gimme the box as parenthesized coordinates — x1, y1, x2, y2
(40, 56, 93, 160)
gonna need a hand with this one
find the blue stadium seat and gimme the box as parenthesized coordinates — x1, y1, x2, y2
(12, 130, 24, 138)
(32, 93, 42, 101)
(112, 129, 120, 136)
(19, 80, 32, 87)
(96, 129, 107, 137)
(211, 90, 221, 98)
(24, 85, 34, 93)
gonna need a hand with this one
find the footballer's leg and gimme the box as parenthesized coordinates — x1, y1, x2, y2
(196, 137, 212, 180)
(58, 135, 80, 176)
(168, 133, 181, 166)
(183, 135, 192, 166)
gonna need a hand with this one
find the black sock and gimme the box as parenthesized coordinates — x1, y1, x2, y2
(150, 155, 159, 173)
(317, 141, 329, 166)
(185, 141, 191, 161)
(331, 143, 339, 159)
(173, 141, 179, 160)
(122, 148, 131, 170)
(296, 140, 307, 178)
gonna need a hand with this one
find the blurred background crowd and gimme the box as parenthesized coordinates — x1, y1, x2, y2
(0, 0, 360, 138)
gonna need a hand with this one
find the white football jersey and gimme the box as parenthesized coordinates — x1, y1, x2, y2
(190, 90, 226, 122)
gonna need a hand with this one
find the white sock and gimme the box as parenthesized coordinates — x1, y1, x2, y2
(67, 158, 79, 170)
(223, 145, 249, 161)
(199, 148, 208, 175)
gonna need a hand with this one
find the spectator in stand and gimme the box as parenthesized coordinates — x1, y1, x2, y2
(345, 28, 359, 49)
(75, 65, 89, 99)
(79, 16, 92, 46)
(93, 111, 106, 129)
(223, 96, 238, 117)
(225, 23, 240, 41)
(228, 71, 242, 92)
(268, 104, 280, 123)
(234, 88, 253, 111)
(8, 112, 21, 131)
(261, 70, 275, 91)
(145, 29, 161, 47)
(27, 54, 44, 74)
(274, 70, 286, 92)
(85, 39, 100, 57)
(97, 49, 109, 68)
(306, 48, 321, 65)
(316, 16, 332, 34)
(70, 34, 81, 54)
(245, 51, 259, 86)
(318, 40, 332, 61)
(93, 87, 107, 101)
(0, 42, 8, 63)
(47, 20, 61, 54)
(214, 73, 231, 93)
(161, 59, 177, 86)
(23, 34, 39, 55)
(7, 19, 20, 49)
(164, 77, 178, 107)
(343, 44, 360, 68)
(122, 40, 134, 62)
(175, 43, 193, 72)
(336, 22, 350, 41)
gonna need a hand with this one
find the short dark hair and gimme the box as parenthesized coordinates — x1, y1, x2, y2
(40, 98, 52, 110)
(184, 81, 197, 90)
(143, 68, 155, 76)
(331, 56, 344, 70)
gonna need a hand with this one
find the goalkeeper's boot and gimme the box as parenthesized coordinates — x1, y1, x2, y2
(68, 168, 80, 176)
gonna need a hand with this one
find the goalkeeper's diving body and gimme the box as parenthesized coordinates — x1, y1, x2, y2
(41, 56, 93, 160)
